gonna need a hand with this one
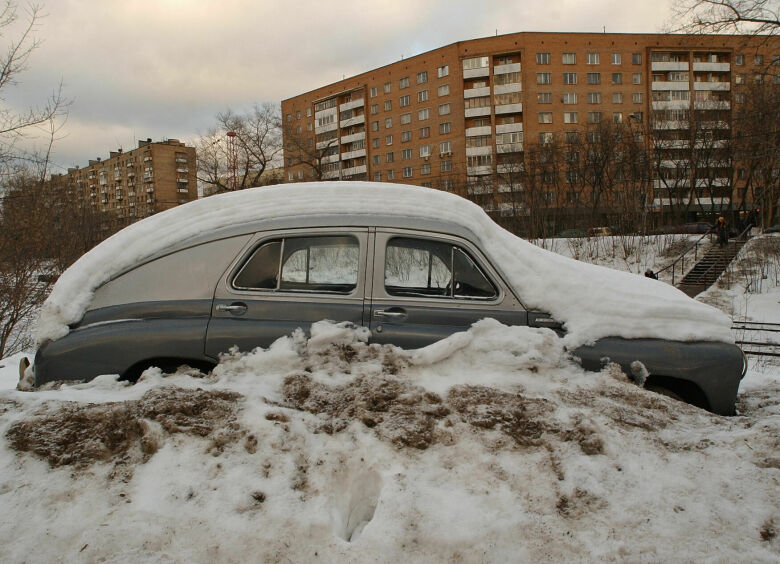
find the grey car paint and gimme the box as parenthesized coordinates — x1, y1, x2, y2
(32, 214, 746, 415)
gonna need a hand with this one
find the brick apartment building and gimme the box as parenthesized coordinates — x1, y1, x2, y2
(51, 138, 197, 222)
(281, 32, 780, 229)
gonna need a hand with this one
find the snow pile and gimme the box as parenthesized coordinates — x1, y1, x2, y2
(36, 182, 732, 347)
(0, 321, 777, 562)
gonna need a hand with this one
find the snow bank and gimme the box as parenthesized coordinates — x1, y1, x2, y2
(36, 182, 731, 347)
(1, 322, 777, 562)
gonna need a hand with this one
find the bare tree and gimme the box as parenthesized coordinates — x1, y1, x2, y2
(282, 121, 340, 181)
(670, 0, 780, 36)
(196, 103, 283, 195)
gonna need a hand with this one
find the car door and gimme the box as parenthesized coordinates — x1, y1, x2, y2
(205, 228, 369, 358)
(367, 229, 528, 349)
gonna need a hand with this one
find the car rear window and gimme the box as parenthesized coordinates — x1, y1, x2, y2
(234, 235, 359, 294)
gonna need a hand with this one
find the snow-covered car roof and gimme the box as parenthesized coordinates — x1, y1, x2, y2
(36, 182, 733, 347)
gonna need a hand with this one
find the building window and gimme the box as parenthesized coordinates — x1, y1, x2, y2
(373, 138, 380, 148)
(632, 73, 642, 84)
(538, 112, 553, 124)
(387, 169, 395, 180)
(613, 112, 623, 123)
(419, 126, 430, 138)
(441, 160, 452, 172)
(403, 166, 413, 178)
(612, 53, 622, 65)
(384, 82, 391, 93)
(400, 95, 410, 107)
(613, 92, 623, 103)
(295, 110, 301, 120)
(384, 100, 392, 111)
(536, 52, 550, 64)
(755, 54, 764, 65)
(371, 104, 378, 115)
(286, 114, 292, 122)
(587, 91, 601, 104)
(437, 64, 449, 78)
(563, 72, 577, 84)
(587, 72, 601, 84)
(440, 122, 451, 134)
(421, 163, 431, 175)
(633, 92, 643, 103)
(417, 71, 428, 84)
(418, 89, 429, 102)
(307, 122, 312, 131)
(440, 140, 452, 154)
(612, 72, 622, 84)
(773, 54, 780, 65)
(562, 52, 576, 64)
(439, 103, 451, 115)
(386, 134, 393, 145)
(371, 120, 379, 131)
(400, 112, 411, 124)
(306, 108, 312, 117)
(374, 172, 381, 181)
(400, 77, 409, 89)
(565, 131, 580, 143)
(538, 92, 552, 103)
(385, 117, 392, 128)
(373, 155, 380, 165)
(418, 108, 429, 121)
(588, 111, 602, 123)
(735, 54, 744, 65)
(386, 152, 394, 163)
(539, 132, 553, 144)
(735, 74, 744, 84)
(402, 148, 412, 160)
(564, 111, 578, 124)
(462, 56, 489, 70)
(632, 53, 642, 65)
(370, 86, 378, 97)
(587, 52, 600, 65)
(537, 72, 552, 84)
(288, 172, 294, 181)
(401, 131, 412, 142)
(438, 84, 450, 96)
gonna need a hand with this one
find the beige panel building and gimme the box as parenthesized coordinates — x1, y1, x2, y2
(282, 32, 779, 226)
(52, 138, 197, 222)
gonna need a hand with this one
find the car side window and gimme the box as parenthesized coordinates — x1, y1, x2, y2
(234, 235, 359, 294)
(384, 237, 497, 299)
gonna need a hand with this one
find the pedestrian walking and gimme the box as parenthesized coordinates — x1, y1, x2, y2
(714, 217, 728, 247)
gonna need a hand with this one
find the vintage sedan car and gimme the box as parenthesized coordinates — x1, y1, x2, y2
(27, 183, 746, 414)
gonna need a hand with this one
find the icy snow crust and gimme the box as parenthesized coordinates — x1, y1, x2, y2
(36, 182, 732, 347)
(1, 320, 777, 562)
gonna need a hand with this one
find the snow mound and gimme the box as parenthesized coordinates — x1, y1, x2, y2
(36, 182, 732, 348)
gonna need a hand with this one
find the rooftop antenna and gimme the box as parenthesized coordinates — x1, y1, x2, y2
(603, 26, 606, 33)
(496, 29, 498, 36)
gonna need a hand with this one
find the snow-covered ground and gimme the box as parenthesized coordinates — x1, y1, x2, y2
(0, 229, 777, 563)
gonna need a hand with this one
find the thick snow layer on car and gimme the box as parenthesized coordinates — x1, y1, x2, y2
(0, 321, 777, 562)
(36, 182, 732, 347)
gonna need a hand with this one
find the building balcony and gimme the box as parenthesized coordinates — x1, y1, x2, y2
(497, 142, 524, 154)
(464, 86, 491, 99)
(129, 202, 136, 207)
(655, 139, 690, 149)
(146, 187, 154, 193)
(99, 178, 107, 186)
(699, 120, 730, 129)
(652, 100, 690, 110)
(659, 159, 690, 168)
(176, 177, 188, 183)
(342, 164, 367, 177)
(493, 62, 521, 75)
(693, 81, 730, 91)
(322, 169, 340, 180)
(497, 182, 522, 193)
(316, 138, 338, 150)
(495, 103, 523, 115)
(176, 167, 189, 173)
(339, 98, 364, 112)
(128, 192, 136, 197)
(339, 115, 365, 128)
(175, 157, 187, 164)
(466, 146, 493, 157)
(143, 156, 152, 162)
(321, 153, 340, 164)
(654, 178, 690, 188)
(652, 120, 689, 130)
(695, 178, 730, 187)
(146, 198, 154, 204)
(340, 131, 365, 144)
(695, 139, 729, 148)
(467, 183, 493, 194)
(315, 121, 338, 133)
(496, 163, 523, 174)
(315, 106, 338, 120)
(341, 148, 366, 160)
(127, 171, 135, 177)
(465, 125, 491, 137)
(493, 83, 522, 95)
(652, 81, 690, 91)
(693, 100, 730, 110)
(465, 107, 491, 118)
(466, 165, 493, 176)
(693, 62, 730, 72)
(496, 122, 523, 134)
(89, 192, 96, 198)
(651, 61, 689, 71)
(177, 187, 189, 193)
(463, 67, 490, 79)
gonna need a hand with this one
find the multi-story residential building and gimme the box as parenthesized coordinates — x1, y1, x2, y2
(51, 138, 197, 222)
(282, 32, 779, 229)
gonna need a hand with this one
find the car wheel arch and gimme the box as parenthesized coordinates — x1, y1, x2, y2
(121, 357, 217, 383)
(644, 375, 711, 411)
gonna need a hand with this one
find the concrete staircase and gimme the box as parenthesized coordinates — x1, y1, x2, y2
(677, 240, 745, 297)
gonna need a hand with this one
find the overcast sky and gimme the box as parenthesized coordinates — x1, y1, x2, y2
(8, 0, 674, 173)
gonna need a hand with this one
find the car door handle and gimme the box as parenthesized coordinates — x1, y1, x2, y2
(216, 302, 247, 314)
(374, 309, 407, 319)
